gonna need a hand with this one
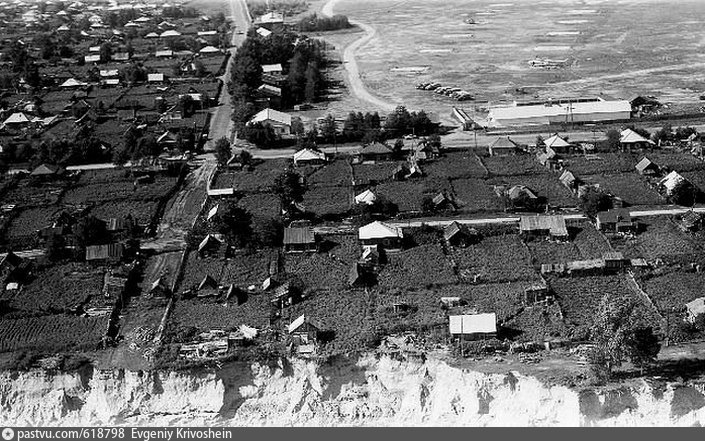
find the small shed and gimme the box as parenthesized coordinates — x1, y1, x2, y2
(602, 252, 627, 271)
(449, 313, 497, 340)
(150, 277, 171, 297)
(198, 234, 225, 257)
(443, 222, 478, 247)
(685, 297, 705, 323)
(197, 275, 219, 295)
(31, 163, 63, 178)
(524, 282, 552, 305)
(559, 170, 578, 192)
(283, 227, 317, 253)
(288, 314, 320, 344)
(85, 243, 124, 263)
(355, 189, 377, 205)
(635, 157, 659, 176)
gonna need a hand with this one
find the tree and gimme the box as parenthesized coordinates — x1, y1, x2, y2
(72, 216, 108, 249)
(652, 123, 673, 146)
(304, 61, 319, 103)
(258, 217, 284, 247)
(603, 129, 621, 151)
(428, 133, 442, 151)
(45, 234, 66, 262)
(625, 326, 660, 374)
(588, 295, 660, 384)
(670, 180, 697, 206)
(215, 137, 231, 167)
(319, 114, 337, 143)
(272, 170, 305, 205)
(99, 42, 112, 63)
(213, 202, 253, 248)
(535, 135, 545, 148)
(421, 195, 436, 213)
(579, 187, 612, 218)
(242, 122, 276, 147)
(239, 149, 252, 166)
(393, 138, 404, 159)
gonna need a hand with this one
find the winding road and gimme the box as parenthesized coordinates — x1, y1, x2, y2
(321, 0, 398, 112)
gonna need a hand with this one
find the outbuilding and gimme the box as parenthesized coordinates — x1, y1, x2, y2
(358, 221, 404, 250)
(283, 227, 317, 253)
(449, 313, 497, 340)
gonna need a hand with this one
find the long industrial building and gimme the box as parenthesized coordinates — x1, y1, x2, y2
(487, 98, 631, 127)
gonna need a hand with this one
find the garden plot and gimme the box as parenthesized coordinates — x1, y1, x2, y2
(0, 314, 109, 353)
(375, 178, 451, 212)
(483, 155, 547, 176)
(306, 159, 353, 187)
(450, 178, 505, 212)
(353, 161, 407, 185)
(378, 244, 458, 288)
(582, 173, 664, 206)
(424, 152, 488, 179)
(498, 174, 577, 207)
(179, 252, 226, 291)
(302, 185, 352, 217)
(452, 235, 538, 283)
(561, 153, 638, 175)
(220, 249, 277, 289)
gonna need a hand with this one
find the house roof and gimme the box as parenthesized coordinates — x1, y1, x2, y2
(354, 189, 377, 205)
(198, 234, 223, 252)
(489, 136, 518, 150)
(256, 27, 272, 37)
(682, 210, 704, 227)
(449, 313, 497, 334)
(359, 221, 403, 240)
(544, 133, 570, 148)
(199, 45, 220, 53)
(507, 185, 538, 200)
(489, 100, 632, 123)
(160, 29, 181, 37)
(597, 208, 632, 225)
(3, 112, 31, 125)
(443, 221, 462, 241)
(659, 170, 686, 192)
(257, 83, 282, 96)
(262, 63, 283, 73)
(31, 163, 61, 176)
(145, 32, 160, 38)
(198, 275, 218, 291)
(360, 142, 392, 156)
(288, 313, 321, 334)
(293, 148, 325, 164)
(283, 227, 315, 245)
(155, 49, 173, 57)
(686, 297, 705, 317)
(559, 170, 576, 185)
(207, 204, 219, 221)
(635, 156, 657, 173)
(86, 243, 124, 261)
(249, 108, 292, 126)
(519, 215, 568, 237)
(60, 78, 87, 88)
(255, 11, 284, 24)
(148, 73, 165, 82)
(620, 128, 654, 145)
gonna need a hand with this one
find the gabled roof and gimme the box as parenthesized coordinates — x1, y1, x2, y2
(198, 234, 224, 252)
(354, 189, 377, 205)
(249, 108, 292, 126)
(544, 133, 570, 148)
(288, 313, 320, 334)
(659, 170, 686, 192)
(686, 297, 705, 317)
(360, 142, 392, 156)
(597, 208, 632, 225)
(207, 204, 219, 221)
(198, 275, 218, 291)
(519, 215, 568, 237)
(31, 163, 61, 176)
(3, 112, 31, 125)
(443, 221, 463, 241)
(283, 227, 315, 245)
(199, 45, 220, 53)
(359, 221, 403, 240)
(293, 148, 325, 164)
(635, 156, 658, 173)
(145, 32, 160, 38)
(160, 29, 181, 38)
(489, 136, 518, 149)
(255, 11, 284, 24)
(449, 313, 497, 334)
(507, 185, 538, 200)
(60, 78, 87, 88)
(620, 128, 654, 145)
(559, 170, 576, 185)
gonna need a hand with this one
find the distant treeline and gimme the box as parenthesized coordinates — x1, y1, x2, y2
(247, 0, 308, 17)
(296, 14, 352, 32)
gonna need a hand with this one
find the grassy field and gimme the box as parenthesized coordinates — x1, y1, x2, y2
(332, 0, 705, 119)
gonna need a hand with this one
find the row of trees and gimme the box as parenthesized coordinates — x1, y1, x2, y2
(229, 29, 328, 130)
(295, 14, 352, 32)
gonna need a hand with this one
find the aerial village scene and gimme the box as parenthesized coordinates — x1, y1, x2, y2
(1, 0, 705, 427)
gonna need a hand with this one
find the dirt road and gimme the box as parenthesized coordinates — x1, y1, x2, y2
(321, 0, 398, 112)
(203, 0, 252, 152)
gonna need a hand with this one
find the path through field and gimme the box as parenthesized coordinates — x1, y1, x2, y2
(322, 0, 398, 112)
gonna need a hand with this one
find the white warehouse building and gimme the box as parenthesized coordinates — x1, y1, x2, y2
(487, 98, 632, 127)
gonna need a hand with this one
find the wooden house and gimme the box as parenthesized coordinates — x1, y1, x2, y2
(686, 297, 705, 323)
(288, 314, 320, 344)
(198, 234, 225, 257)
(596, 208, 635, 233)
(449, 313, 497, 340)
(358, 221, 404, 250)
(524, 282, 552, 305)
(488, 136, 520, 156)
(293, 148, 326, 167)
(283, 227, 317, 253)
(635, 157, 660, 176)
(85, 243, 124, 263)
(519, 215, 569, 241)
(359, 142, 394, 162)
(443, 222, 478, 247)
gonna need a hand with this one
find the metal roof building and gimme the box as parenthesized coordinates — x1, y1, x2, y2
(488, 99, 631, 127)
